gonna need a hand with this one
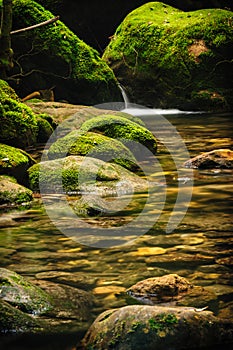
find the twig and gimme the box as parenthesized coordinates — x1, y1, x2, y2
(10, 16, 59, 35)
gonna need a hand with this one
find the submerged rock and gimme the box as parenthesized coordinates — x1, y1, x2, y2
(0, 268, 93, 334)
(28, 155, 151, 195)
(184, 149, 233, 169)
(81, 304, 233, 350)
(0, 298, 44, 334)
(47, 130, 138, 171)
(0, 175, 33, 205)
(0, 268, 52, 315)
(103, 2, 233, 111)
(127, 274, 217, 311)
(10, 0, 121, 105)
(80, 114, 157, 156)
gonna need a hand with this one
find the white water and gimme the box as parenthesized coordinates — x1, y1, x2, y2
(118, 85, 201, 116)
(121, 107, 199, 116)
(118, 84, 130, 109)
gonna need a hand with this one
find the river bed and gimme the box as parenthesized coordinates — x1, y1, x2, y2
(0, 110, 232, 349)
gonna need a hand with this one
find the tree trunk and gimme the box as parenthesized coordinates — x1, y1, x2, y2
(0, 0, 13, 79)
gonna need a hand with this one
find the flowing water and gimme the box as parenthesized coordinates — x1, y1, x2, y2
(0, 109, 232, 349)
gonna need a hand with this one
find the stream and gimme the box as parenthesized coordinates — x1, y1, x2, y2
(0, 109, 232, 349)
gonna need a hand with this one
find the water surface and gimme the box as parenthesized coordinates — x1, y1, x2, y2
(0, 111, 232, 349)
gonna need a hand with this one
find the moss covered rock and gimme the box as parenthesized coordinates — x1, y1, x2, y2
(0, 298, 44, 333)
(82, 304, 233, 350)
(0, 175, 33, 204)
(0, 81, 39, 147)
(0, 143, 35, 183)
(0, 268, 52, 315)
(9, 0, 121, 105)
(103, 2, 233, 111)
(35, 115, 54, 143)
(47, 130, 138, 171)
(28, 155, 150, 195)
(80, 115, 157, 156)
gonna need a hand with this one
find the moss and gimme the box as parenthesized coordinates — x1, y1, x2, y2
(28, 156, 122, 193)
(80, 114, 157, 156)
(35, 116, 54, 143)
(47, 130, 138, 171)
(0, 143, 34, 184)
(103, 2, 233, 110)
(0, 94, 39, 148)
(10, 0, 121, 104)
(0, 175, 33, 204)
(0, 268, 52, 315)
(0, 79, 19, 100)
(148, 313, 178, 332)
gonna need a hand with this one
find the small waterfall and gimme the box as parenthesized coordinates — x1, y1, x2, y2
(118, 84, 130, 109)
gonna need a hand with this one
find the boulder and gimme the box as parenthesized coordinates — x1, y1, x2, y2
(80, 114, 157, 156)
(47, 130, 138, 171)
(103, 2, 233, 111)
(28, 155, 151, 195)
(10, 0, 121, 105)
(0, 143, 35, 183)
(0, 175, 33, 205)
(81, 304, 233, 350)
(184, 149, 233, 169)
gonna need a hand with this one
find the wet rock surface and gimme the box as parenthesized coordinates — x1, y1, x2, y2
(0, 176, 33, 205)
(184, 149, 233, 169)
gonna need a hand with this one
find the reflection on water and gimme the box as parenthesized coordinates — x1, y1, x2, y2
(0, 112, 232, 349)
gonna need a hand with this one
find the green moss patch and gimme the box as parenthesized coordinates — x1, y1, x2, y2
(80, 115, 157, 156)
(0, 143, 34, 183)
(0, 175, 33, 204)
(47, 130, 138, 171)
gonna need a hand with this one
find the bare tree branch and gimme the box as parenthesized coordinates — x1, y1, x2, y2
(10, 16, 59, 35)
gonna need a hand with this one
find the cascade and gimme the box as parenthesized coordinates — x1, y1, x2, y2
(118, 84, 130, 109)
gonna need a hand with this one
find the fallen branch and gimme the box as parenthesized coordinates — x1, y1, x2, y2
(10, 16, 59, 35)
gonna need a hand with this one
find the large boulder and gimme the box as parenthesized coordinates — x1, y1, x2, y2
(103, 2, 233, 111)
(81, 304, 233, 350)
(47, 130, 138, 171)
(9, 0, 121, 105)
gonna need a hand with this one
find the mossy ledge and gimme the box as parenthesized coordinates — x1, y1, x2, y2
(103, 2, 233, 111)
